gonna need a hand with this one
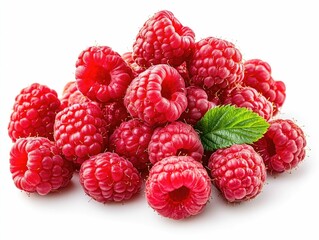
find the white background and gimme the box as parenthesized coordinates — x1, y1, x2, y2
(1, 1, 318, 239)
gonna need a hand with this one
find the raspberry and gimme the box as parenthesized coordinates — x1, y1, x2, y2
(175, 62, 190, 84)
(124, 64, 187, 126)
(54, 102, 108, 165)
(133, 10, 195, 68)
(179, 86, 216, 125)
(101, 100, 131, 134)
(60, 81, 91, 110)
(148, 121, 204, 164)
(208, 144, 267, 202)
(109, 118, 153, 171)
(9, 137, 74, 195)
(223, 86, 274, 121)
(8, 83, 61, 142)
(253, 119, 307, 173)
(122, 51, 145, 77)
(145, 156, 212, 220)
(79, 152, 142, 202)
(67, 89, 92, 107)
(75, 45, 133, 103)
(60, 81, 77, 110)
(187, 37, 244, 92)
(243, 59, 286, 115)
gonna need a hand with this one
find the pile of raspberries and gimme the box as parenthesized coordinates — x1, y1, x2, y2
(7, 10, 307, 220)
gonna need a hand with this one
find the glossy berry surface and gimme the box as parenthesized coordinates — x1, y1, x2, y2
(148, 121, 204, 164)
(8, 83, 61, 142)
(145, 156, 211, 220)
(75, 45, 133, 103)
(79, 152, 142, 202)
(124, 64, 187, 126)
(133, 10, 195, 68)
(253, 119, 306, 173)
(54, 102, 108, 165)
(208, 144, 266, 202)
(9, 137, 74, 195)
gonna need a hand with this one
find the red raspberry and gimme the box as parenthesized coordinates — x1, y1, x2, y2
(133, 10, 195, 68)
(223, 86, 274, 121)
(208, 144, 267, 202)
(122, 51, 145, 77)
(54, 102, 108, 165)
(9, 137, 74, 195)
(101, 100, 131, 134)
(60, 81, 91, 110)
(253, 119, 307, 173)
(109, 118, 153, 171)
(79, 152, 142, 202)
(75, 45, 133, 103)
(67, 90, 92, 107)
(8, 83, 61, 142)
(187, 37, 244, 92)
(179, 86, 216, 125)
(145, 155, 212, 220)
(243, 59, 286, 115)
(148, 121, 204, 164)
(175, 62, 190, 85)
(60, 81, 77, 110)
(124, 64, 187, 126)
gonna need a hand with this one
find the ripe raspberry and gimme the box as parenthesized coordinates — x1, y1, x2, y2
(75, 45, 133, 103)
(223, 86, 274, 121)
(101, 100, 131, 134)
(145, 155, 212, 220)
(175, 62, 190, 85)
(253, 119, 306, 173)
(9, 137, 74, 195)
(67, 89, 92, 107)
(243, 59, 286, 115)
(79, 152, 142, 202)
(122, 51, 145, 77)
(208, 144, 266, 202)
(60, 81, 91, 110)
(133, 10, 195, 68)
(124, 64, 187, 126)
(54, 102, 108, 165)
(187, 37, 244, 92)
(148, 121, 204, 164)
(8, 83, 61, 142)
(179, 86, 216, 125)
(109, 118, 153, 171)
(60, 81, 77, 110)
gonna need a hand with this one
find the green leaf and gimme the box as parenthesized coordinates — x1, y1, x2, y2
(195, 105, 270, 151)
